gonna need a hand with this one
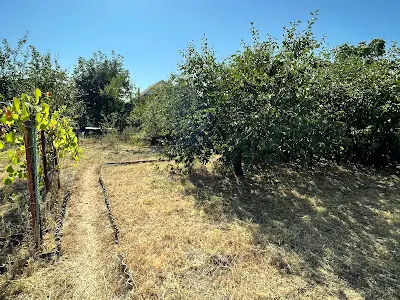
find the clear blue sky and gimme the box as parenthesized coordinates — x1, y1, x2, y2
(2, 0, 400, 90)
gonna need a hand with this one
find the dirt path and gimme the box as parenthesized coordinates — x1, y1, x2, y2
(60, 161, 122, 299)
(12, 145, 127, 300)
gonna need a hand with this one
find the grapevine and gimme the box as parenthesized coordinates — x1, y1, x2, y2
(0, 88, 80, 184)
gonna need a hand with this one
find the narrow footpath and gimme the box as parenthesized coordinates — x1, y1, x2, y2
(13, 145, 128, 300)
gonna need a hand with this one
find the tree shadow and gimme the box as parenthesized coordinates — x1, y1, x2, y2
(184, 164, 400, 299)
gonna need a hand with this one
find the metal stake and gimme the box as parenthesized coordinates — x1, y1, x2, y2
(24, 116, 42, 247)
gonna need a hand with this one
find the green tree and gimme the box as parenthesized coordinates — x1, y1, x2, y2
(0, 35, 30, 99)
(127, 13, 400, 174)
(73, 51, 133, 128)
(130, 80, 172, 141)
(0, 36, 82, 124)
(27, 46, 83, 124)
(335, 38, 386, 60)
(155, 13, 400, 173)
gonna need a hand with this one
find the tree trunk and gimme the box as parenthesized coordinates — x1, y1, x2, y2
(232, 152, 244, 176)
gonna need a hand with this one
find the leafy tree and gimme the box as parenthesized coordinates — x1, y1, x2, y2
(0, 36, 82, 124)
(319, 42, 400, 165)
(27, 46, 83, 124)
(0, 35, 30, 99)
(130, 80, 172, 141)
(166, 40, 223, 167)
(336, 38, 386, 60)
(130, 13, 400, 174)
(73, 51, 133, 128)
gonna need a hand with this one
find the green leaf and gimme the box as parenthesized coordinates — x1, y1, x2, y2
(15, 136, 23, 144)
(5, 131, 15, 143)
(12, 97, 21, 112)
(6, 165, 14, 173)
(0, 141, 3, 150)
(35, 113, 43, 124)
(3, 177, 13, 185)
(34, 88, 41, 103)
(21, 103, 30, 122)
(42, 103, 49, 117)
(11, 155, 20, 165)
(17, 122, 25, 134)
(21, 93, 28, 101)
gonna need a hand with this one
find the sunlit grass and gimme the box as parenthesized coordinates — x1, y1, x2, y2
(101, 153, 400, 299)
(2, 138, 398, 299)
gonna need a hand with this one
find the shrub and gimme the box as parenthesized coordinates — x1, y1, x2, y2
(134, 13, 400, 174)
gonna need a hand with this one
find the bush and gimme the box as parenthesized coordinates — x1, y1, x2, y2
(133, 13, 400, 174)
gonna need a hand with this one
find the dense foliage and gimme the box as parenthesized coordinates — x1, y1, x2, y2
(2, 15, 399, 175)
(133, 15, 400, 174)
(0, 37, 84, 124)
(73, 51, 134, 128)
(1, 38, 135, 130)
(0, 89, 80, 184)
(130, 80, 172, 142)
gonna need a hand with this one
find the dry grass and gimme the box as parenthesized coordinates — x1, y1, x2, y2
(0, 152, 77, 299)
(0, 151, 33, 297)
(102, 155, 398, 299)
(186, 163, 400, 299)
(2, 138, 399, 299)
(1, 140, 131, 299)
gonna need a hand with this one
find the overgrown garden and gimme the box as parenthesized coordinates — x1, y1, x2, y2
(0, 12, 399, 299)
(132, 14, 400, 174)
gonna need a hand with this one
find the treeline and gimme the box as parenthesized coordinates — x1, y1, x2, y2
(132, 15, 400, 174)
(0, 37, 135, 129)
(2, 14, 399, 175)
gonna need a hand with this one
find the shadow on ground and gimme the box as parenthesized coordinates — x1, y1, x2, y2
(185, 163, 400, 299)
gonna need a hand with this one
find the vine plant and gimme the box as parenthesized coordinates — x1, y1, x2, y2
(0, 88, 80, 184)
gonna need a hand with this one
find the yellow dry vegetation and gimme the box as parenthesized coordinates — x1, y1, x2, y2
(103, 159, 390, 299)
(1, 142, 128, 300)
(1, 139, 398, 299)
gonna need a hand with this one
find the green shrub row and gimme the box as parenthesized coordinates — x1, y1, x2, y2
(132, 15, 400, 174)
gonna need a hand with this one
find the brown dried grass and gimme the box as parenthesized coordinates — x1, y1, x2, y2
(2, 138, 398, 299)
(103, 160, 374, 299)
(1, 140, 130, 299)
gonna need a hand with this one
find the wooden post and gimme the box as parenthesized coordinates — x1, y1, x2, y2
(40, 131, 50, 193)
(24, 117, 42, 247)
(53, 146, 60, 189)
